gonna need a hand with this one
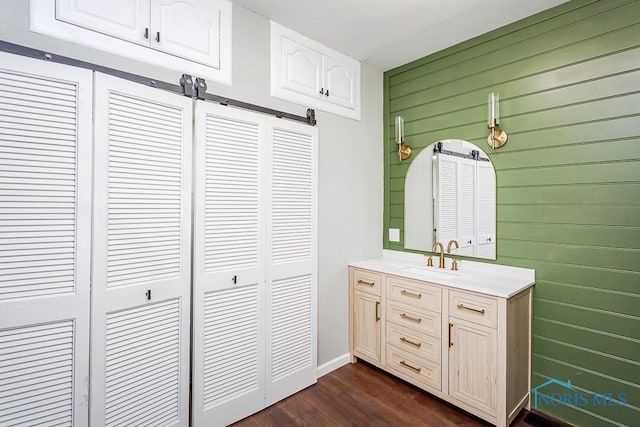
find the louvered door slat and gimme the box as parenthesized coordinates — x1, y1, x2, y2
(91, 73, 191, 427)
(0, 53, 91, 427)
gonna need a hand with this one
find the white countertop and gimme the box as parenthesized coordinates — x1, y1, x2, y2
(349, 250, 535, 298)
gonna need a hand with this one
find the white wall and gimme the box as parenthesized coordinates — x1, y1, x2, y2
(0, 2, 383, 367)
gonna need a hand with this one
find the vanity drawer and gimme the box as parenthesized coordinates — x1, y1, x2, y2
(386, 300, 441, 338)
(386, 275, 441, 312)
(449, 289, 498, 328)
(386, 345, 441, 391)
(352, 268, 382, 296)
(386, 322, 440, 364)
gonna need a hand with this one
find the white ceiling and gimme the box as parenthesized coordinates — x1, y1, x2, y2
(233, 0, 568, 71)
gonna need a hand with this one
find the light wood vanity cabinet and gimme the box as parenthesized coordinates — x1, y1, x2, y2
(349, 266, 533, 427)
(351, 269, 383, 364)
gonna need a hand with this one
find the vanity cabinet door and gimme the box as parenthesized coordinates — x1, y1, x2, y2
(353, 290, 381, 362)
(448, 317, 497, 416)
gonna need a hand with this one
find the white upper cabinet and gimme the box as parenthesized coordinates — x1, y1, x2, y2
(30, 0, 232, 84)
(271, 21, 361, 120)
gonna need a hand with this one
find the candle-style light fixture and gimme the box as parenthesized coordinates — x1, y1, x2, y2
(395, 115, 412, 160)
(487, 92, 508, 149)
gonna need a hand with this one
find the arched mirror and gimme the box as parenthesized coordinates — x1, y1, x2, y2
(404, 139, 496, 260)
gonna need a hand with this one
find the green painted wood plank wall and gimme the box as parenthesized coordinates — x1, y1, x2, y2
(382, 0, 640, 425)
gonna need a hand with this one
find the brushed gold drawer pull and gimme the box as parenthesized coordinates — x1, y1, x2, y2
(400, 313, 422, 323)
(400, 360, 422, 373)
(400, 289, 422, 299)
(375, 301, 381, 321)
(457, 303, 485, 314)
(357, 279, 375, 286)
(400, 336, 422, 348)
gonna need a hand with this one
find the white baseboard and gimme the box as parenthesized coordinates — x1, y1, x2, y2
(317, 353, 351, 378)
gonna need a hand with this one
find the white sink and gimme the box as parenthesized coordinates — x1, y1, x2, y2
(398, 265, 462, 278)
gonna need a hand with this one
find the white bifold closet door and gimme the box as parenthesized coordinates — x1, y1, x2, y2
(91, 73, 192, 426)
(192, 102, 317, 426)
(0, 53, 92, 426)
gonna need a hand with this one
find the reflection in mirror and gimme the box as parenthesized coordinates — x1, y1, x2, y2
(405, 139, 496, 260)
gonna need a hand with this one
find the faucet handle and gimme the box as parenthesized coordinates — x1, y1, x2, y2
(451, 259, 458, 271)
(426, 255, 433, 267)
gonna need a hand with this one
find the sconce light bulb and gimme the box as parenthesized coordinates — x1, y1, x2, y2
(488, 92, 499, 126)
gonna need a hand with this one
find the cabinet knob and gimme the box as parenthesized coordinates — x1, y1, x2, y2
(319, 88, 324, 95)
(144, 28, 149, 39)
(155, 31, 160, 42)
(145, 289, 151, 300)
(325, 89, 329, 97)
(232, 275, 237, 284)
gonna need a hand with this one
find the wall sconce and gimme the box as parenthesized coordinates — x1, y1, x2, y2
(395, 115, 412, 161)
(487, 92, 508, 149)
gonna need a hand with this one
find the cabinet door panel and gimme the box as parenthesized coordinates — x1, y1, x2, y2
(0, 53, 92, 427)
(353, 291, 381, 362)
(323, 54, 357, 110)
(449, 318, 497, 416)
(280, 36, 323, 99)
(56, 0, 149, 44)
(151, 0, 226, 68)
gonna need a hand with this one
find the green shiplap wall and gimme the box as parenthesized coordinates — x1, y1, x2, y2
(383, 0, 640, 425)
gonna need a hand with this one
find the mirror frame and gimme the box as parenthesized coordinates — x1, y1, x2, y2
(404, 139, 496, 260)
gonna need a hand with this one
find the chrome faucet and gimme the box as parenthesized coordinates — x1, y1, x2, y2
(447, 240, 459, 271)
(432, 241, 445, 269)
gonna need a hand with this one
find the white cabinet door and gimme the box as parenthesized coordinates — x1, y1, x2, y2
(91, 73, 192, 427)
(280, 36, 323, 100)
(266, 119, 318, 405)
(323, 53, 357, 110)
(56, 0, 150, 44)
(0, 53, 92, 426)
(151, 0, 228, 68)
(192, 102, 267, 427)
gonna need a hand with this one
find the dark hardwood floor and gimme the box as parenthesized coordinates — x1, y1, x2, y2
(233, 361, 532, 427)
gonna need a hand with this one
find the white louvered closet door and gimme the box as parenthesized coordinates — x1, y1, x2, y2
(435, 154, 458, 248)
(192, 102, 267, 427)
(0, 53, 92, 426)
(476, 160, 496, 259)
(91, 73, 192, 427)
(457, 157, 476, 257)
(265, 118, 318, 405)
